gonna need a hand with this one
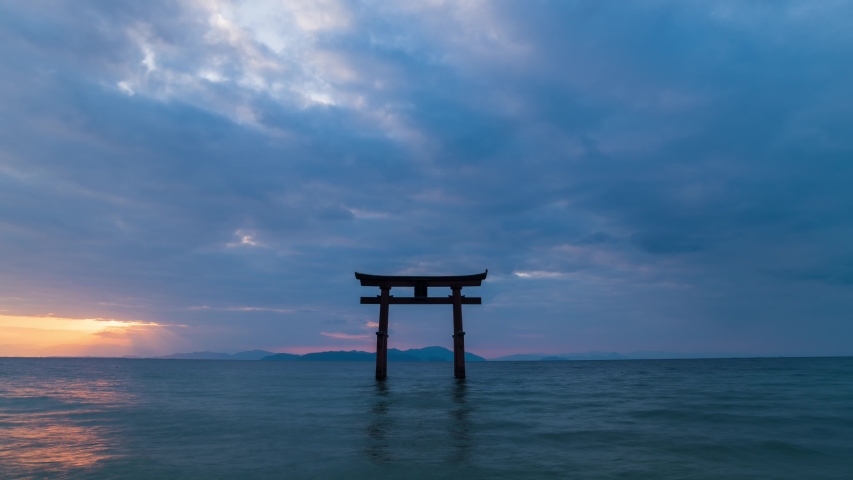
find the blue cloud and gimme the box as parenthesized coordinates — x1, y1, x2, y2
(0, 0, 851, 356)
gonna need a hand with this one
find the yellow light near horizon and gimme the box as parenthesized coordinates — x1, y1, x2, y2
(0, 314, 158, 333)
(0, 314, 176, 357)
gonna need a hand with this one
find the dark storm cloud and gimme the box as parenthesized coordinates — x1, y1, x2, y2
(0, 0, 851, 355)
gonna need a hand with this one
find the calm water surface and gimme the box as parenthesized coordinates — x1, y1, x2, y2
(1, 357, 851, 479)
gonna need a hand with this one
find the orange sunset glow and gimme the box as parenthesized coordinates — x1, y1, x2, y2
(0, 315, 183, 357)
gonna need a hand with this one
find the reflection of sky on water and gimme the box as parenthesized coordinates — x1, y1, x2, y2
(2, 359, 852, 478)
(0, 422, 112, 471)
(0, 370, 131, 474)
(2, 378, 131, 405)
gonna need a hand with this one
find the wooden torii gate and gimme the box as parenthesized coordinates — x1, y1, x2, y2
(355, 270, 488, 379)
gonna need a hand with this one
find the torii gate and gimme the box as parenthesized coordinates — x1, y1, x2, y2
(355, 270, 487, 379)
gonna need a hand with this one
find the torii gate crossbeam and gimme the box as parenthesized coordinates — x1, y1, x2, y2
(355, 271, 487, 379)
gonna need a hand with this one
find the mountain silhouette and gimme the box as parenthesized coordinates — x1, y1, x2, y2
(261, 346, 486, 362)
(153, 347, 489, 361)
(155, 350, 275, 360)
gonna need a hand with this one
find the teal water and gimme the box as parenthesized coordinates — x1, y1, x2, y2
(1, 357, 851, 479)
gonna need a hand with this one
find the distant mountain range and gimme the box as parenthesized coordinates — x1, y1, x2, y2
(155, 350, 275, 360)
(155, 346, 486, 362)
(154, 348, 755, 361)
(262, 346, 486, 362)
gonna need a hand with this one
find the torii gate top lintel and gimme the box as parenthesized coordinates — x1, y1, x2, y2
(354, 270, 487, 288)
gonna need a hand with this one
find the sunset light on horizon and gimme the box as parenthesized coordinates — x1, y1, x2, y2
(0, 314, 181, 357)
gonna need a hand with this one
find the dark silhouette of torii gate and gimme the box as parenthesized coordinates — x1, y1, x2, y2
(356, 270, 487, 379)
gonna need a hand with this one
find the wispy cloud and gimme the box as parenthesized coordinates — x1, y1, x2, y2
(226, 230, 262, 248)
(513, 271, 571, 280)
(320, 332, 370, 340)
(187, 306, 304, 314)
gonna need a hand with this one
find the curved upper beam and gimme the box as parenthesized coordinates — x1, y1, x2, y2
(355, 270, 487, 287)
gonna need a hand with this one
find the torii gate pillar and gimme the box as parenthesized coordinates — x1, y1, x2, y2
(356, 271, 487, 379)
(375, 286, 390, 379)
(451, 286, 465, 379)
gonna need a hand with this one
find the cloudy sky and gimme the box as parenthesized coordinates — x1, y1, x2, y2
(1, 0, 851, 358)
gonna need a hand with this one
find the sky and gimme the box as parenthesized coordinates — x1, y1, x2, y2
(1, 0, 852, 358)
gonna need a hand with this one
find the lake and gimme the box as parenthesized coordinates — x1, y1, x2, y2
(1, 357, 851, 479)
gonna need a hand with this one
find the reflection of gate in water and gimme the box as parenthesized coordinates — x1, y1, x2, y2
(364, 378, 472, 465)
